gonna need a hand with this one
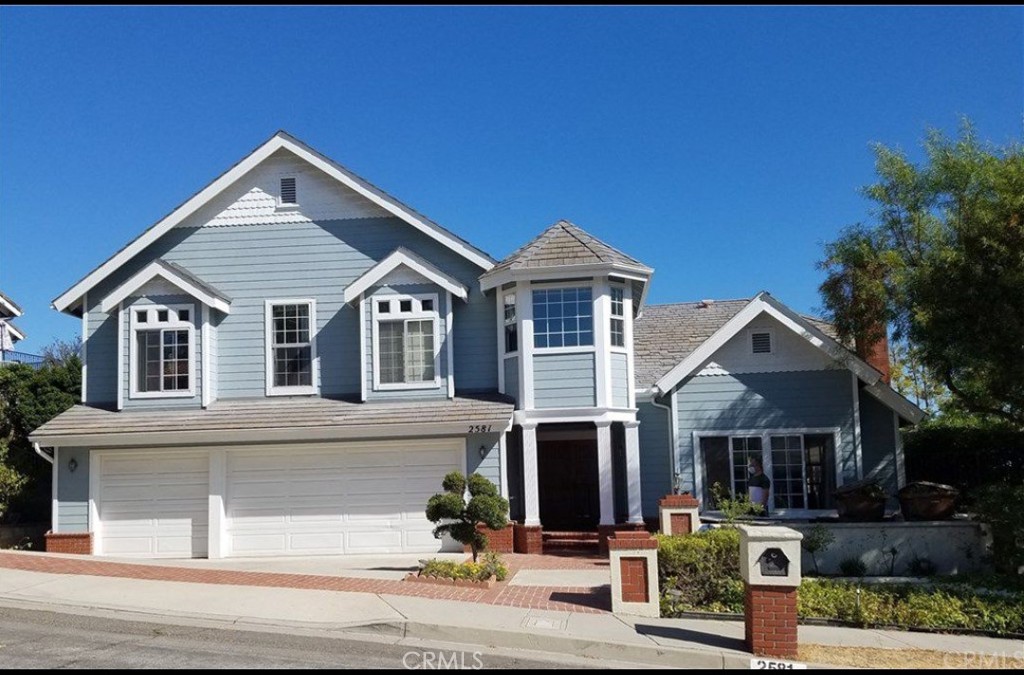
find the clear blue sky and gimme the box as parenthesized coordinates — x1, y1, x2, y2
(1, 7, 1021, 353)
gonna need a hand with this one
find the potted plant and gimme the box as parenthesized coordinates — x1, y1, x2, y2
(834, 480, 887, 521)
(897, 481, 959, 521)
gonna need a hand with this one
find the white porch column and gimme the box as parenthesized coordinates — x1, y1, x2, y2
(596, 420, 615, 526)
(522, 423, 541, 526)
(624, 420, 644, 524)
(208, 449, 227, 559)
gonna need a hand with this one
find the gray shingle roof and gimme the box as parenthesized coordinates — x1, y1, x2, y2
(157, 259, 231, 303)
(30, 394, 514, 445)
(487, 220, 651, 274)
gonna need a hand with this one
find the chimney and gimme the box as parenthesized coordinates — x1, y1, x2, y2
(855, 323, 891, 384)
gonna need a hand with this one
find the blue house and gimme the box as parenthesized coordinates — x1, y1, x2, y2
(31, 132, 924, 558)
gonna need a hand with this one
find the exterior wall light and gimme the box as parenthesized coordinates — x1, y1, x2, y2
(68, 457, 78, 473)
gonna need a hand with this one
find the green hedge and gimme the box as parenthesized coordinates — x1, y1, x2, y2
(419, 552, 508, 582)
(656, 531, 1024, 635)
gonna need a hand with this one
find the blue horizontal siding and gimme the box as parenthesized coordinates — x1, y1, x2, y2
(611, 352, 629, 407)
(533, 352, 596, 408)
(504, 356, 519, 407)
(56, 448, 90, 533)
(637, 400, 672, 518)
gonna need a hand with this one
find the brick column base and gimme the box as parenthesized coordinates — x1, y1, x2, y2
(512, 524, 543, 554)
(45, 531, 93, 555)
(744, 584, 798, 659)
(608, 531, 660, 617)
(658, 493, 701, 536)
(464, 523, 514, 554)
(598, 522, 647, 556)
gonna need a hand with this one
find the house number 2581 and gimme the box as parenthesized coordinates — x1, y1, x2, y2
(468, 425, 492, 433)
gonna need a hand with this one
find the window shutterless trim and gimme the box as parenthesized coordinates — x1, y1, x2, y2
(128, 303, 196, 399)
(264, 299, 318, 396)
(370, 292, 441, 391)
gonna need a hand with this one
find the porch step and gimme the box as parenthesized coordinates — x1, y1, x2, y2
(542, 531, 600, 554)
(543, 531, 599, 541)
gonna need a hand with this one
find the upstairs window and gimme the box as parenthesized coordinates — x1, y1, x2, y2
(610, 286, 625, 348)
(751, 330, 773, 355)
(279, 176, 297, 205)
(373, 294, 439, 389)
(503, 293, 518, 354)
(266, 300, 316, 395)
(532, 287, 593, 349)
(130, 305, 194, 398)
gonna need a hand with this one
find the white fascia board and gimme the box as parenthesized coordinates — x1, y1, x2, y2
(0, 295, 22, 318)
(54, 132, 494, 313)
(1, 320, 26, 342)
(343, 249, 468, 304)
(99, 262, 231, 314)
(479, 262, 652, 292)
(864, 381, 927, 424)
(653, 293, 883, 395)
(29, 418, 515, 448)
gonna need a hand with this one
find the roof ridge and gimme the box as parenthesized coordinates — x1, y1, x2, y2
(558, 220, 612, 263)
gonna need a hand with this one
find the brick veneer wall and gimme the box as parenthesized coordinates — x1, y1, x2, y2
(513, 524, 543, 554)
(464, 523, 514, 554)
(45, 532, 93, 555)
(658, 493, 699, 509)
(744, 585, 799, 659)
(670, 513, 692, 534)
(598, 522, 647, 555)
(619, 557, 649, 603)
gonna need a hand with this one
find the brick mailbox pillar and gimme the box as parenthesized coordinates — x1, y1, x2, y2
(738, 525, 803, 660)
(608, 531, 659, 618)
(658, 493, 701, 535)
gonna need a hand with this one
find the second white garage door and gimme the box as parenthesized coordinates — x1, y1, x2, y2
(225, 439, 463, 556)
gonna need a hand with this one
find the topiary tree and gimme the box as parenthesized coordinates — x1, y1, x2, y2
(426, 471, 509, 561)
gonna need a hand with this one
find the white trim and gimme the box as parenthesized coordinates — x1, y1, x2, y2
(594, 278, 611, 408)
(496, 291, 505, 394)
(100, 261, 230, 315)
(692, 427, 844, 510)
(852, 373, 864, 480)
(342, 248, 469, 304)
(596, 420, 614, 525)
(0, 294, 22, 317)
(499, 430, 509, 501)
(116, 302, 125, 411)
(54, 131, 494, 313)
(894, 410, 906, 488)
(201, 304, 211, 408)
(667, 392, 680, 492)
(864, 380, 927, 424)
(264, 298, 319, 397)
(624, 420, 644, 523)
(51, 447, 58, 533)
(517, 282, 535, 410)
(531, 345, 596, 355)
(512, 406, 638, 426)
(208, 448, 226, 559)
(530, 281, 598, 354)
(623, 284, 636, 409)
(358, 297, 367, 402)
(1, 320, 25, 342)
(522, 422, 540, 526)
(128, 303, 197, 400)
(370, 292, 442, 392)
(88, 450, 101, 555)
(445, 290, 454, 399)
(81, 292, 88, 403)
(480, 262, 651, 292)
(653, 293, 884, 395)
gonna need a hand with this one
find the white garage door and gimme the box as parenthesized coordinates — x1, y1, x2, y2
(226, 440, 462, 556)
(95, 452, 209, 558)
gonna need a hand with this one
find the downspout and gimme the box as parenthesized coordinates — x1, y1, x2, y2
(33, 442, 54, 464)
(649, 386, 678, 494)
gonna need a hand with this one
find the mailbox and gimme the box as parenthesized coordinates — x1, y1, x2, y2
(757, 548, 789, 577)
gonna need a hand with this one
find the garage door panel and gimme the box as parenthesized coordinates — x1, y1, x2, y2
(225, 441, 463, 556)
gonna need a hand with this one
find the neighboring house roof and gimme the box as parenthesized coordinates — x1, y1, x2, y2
(1, 319, 25, 347)
(100, 260, 232, 314)
(635, 292, 925, 423)
(30, 394, 514, 447)
(486, 219, 651, 274)
(0, 291, 23, 319)
(343, 247, 468, 304)
(53, 130, 497, 315)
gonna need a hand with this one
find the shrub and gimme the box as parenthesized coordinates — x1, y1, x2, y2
(426, 471, 509, 561)
(419, 553, 508, 582)
(657, 528, 744, 613)
(839, 557, 868, 578)
(971, 482, 1024, 574)
(801, 525, 835, 576)
(709, 482, 763, 523)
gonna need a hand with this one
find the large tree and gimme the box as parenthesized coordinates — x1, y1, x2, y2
(819, 123, 1024, 427)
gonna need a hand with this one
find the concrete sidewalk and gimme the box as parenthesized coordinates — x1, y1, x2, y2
(0, 566, 1020, 669)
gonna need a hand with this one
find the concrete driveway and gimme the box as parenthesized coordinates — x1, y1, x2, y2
(102, 552, 469, 580)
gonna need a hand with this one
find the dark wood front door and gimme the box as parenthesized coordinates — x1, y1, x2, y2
(538, 439, 600, 531)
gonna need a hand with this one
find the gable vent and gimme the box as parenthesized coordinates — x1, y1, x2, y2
(751, 331, 772, 354)
(280, 177, 297, 205)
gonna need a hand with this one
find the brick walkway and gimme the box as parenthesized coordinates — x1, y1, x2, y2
(0, 552, 610, 614)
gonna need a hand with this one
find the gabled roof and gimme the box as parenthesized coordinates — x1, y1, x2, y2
(100, 260, 231, 314)
(0, 319, 25, 343)
(484, 219, 651, 275)
(53, 131, 496, 314)
(0, 291, 23, 318)
(343, 247, 469, 303)
(637, 292, 925, 424)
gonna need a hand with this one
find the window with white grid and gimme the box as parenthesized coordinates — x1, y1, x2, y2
(610, 286, 625, 348)
(130, 304, 194, 398)
(373, 294, 439, 389)
(770, 435, 807, 509)
(532, 286, 593, 348)
(266, 300, 316, 395)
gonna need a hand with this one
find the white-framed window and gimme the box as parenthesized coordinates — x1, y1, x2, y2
(610, 285, 625, 348)
(532, 286, 594, 349)
(372, 293, 440, 390)
(770, 435, 807, 509)
(129, 304, 195, 398)
(750, 328, 773, 355)
(503, 292, 518, 354)
(265, 299, 317, 396)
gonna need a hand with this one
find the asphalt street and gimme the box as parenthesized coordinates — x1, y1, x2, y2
(0, 605, 587, 669)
